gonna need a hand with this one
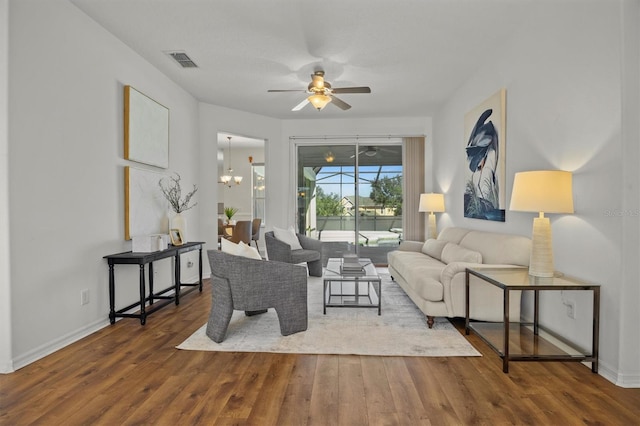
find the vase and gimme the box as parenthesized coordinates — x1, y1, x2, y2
(172, 212, 187, 243)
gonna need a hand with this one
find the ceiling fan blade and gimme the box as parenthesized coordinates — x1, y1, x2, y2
(292, 98, 309, 111)
(268, 89, 307, 92)
(331, 87, 371, 94)
(330, 96, 351, 110)
(350, 149, 365, 159)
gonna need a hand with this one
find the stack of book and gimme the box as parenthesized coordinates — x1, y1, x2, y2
(340, 254, 365, 275)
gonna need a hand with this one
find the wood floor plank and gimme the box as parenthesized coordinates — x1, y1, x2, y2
(338, 355, 368, 425)
(276, 355, 317, 426)
(1, 282, 639, 425)
(308, 355, 339, 426)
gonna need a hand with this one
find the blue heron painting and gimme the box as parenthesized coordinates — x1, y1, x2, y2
(464, 90, 506, 221)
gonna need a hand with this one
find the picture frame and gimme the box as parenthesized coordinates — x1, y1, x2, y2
(170, 228, 184, 246)
(124, 85, 169, 169)
(463, 88, 506, 222)
(124, 166, 168, 240)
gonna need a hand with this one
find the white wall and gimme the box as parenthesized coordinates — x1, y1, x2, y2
(0, 0, 12, 373)
(7, 0, 201, 368)
(619, 0, 640, 387)
(433, 0, 638, 386)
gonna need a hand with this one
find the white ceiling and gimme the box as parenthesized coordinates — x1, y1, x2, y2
(69, 0, 546, 121)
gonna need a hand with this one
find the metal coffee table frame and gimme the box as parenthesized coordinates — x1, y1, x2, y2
(323, 258, 381, 315)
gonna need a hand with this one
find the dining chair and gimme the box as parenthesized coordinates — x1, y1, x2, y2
(228, 220, 252, 244)
(251, 218, 262, 253)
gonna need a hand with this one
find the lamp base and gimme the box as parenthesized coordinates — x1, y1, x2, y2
(428, 213, 438, 239)
(529, 216, 554, 277)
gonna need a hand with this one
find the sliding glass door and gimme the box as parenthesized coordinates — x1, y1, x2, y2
(297, 142, 403, 265)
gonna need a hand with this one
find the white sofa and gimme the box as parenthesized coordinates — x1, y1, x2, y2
(387, 227, 531, 328)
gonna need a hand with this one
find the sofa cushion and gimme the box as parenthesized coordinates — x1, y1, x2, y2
(459, 230, 531, 266)
(441, 242, 482, 264)
(273, 226, 303, 250)
(438, 227, 471, 244)
(421, 239, 448, 260)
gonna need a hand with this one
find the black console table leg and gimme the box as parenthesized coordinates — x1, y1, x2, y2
(198, 247, 203, 292)
(174, 253, 181, 305)
(139, 264, 146, 325)
(148, 262, 154, 305)
(108, 264, 116, 324)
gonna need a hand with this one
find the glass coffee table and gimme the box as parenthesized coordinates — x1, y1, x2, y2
(323, 258, 381, 315)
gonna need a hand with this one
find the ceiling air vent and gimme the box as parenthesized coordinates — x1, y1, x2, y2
(167, 51, 198, 68)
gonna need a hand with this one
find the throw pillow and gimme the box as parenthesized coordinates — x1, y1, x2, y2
(441, 242, 483, 264)
(221, 238, 262, 260)
(238, 241, 262, 260)
(273, 226, 303, 250)
(421, 239, 448, 260)
(220, 237, 241, 256)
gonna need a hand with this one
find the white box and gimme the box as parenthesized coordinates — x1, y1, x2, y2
(132, 235, 155, 252)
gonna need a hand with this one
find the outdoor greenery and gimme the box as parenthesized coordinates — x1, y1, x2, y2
(370, 175, 403, 216)
(315, 186, 344, 216)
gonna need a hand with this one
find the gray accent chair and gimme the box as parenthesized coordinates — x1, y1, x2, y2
(206, 250, 308, 343)
(264, 231, 323, 277)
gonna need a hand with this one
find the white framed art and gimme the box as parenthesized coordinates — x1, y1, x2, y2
(124, 85, 169, 168)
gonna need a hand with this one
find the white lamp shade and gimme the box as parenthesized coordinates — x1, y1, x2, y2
(419, 193, 445, 213)
(509, 170, 574, 214)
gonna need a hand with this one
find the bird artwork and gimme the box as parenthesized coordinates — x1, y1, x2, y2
(464, 106, 505, 221)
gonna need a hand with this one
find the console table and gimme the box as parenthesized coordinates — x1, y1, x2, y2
(465, 267, 600, 373)
(104, 242, 204, 325)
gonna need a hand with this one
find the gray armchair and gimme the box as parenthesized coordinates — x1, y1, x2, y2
(206, 250, 308, 343)
(264, 231, 323, 276)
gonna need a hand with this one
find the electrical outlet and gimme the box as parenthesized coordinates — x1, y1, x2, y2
(187, 261, 194, 268)
(81, 289, 90, 306)
(566, 301, 575, 319)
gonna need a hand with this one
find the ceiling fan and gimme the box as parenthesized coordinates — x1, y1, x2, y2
(268, 71, 371, 111)
(349, 146, 398, 158)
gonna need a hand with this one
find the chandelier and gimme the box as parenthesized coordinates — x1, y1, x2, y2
(220, 136, 242, 187)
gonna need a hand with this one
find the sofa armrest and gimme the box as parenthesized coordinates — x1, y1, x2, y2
(397, 240, 424, 252)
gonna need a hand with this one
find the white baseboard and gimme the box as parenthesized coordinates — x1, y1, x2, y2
(12, 317, 110, 371)
(8, 276, 210, 373)
(0, 359, 14, 374)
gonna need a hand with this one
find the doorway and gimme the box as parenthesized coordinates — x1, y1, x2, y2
(296, 142, 403, 265)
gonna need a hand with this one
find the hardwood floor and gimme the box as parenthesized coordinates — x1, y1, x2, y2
(1, 280, 639, 425)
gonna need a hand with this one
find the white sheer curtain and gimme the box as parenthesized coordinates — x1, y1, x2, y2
(402, 137, 425, 241)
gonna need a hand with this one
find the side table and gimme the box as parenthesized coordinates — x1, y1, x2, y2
(465, 267, 600, 373)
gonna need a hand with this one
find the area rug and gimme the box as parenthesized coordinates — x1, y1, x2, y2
(177, 269, 480, 357)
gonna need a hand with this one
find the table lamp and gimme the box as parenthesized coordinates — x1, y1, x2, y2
(509, 170, 574, 277)
(419, 193, 445, 239)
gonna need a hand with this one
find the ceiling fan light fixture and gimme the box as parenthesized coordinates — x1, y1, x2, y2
(308, 93, 331, 110)
(365, 147, 378, 157)
(324, 151, 335, 163)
